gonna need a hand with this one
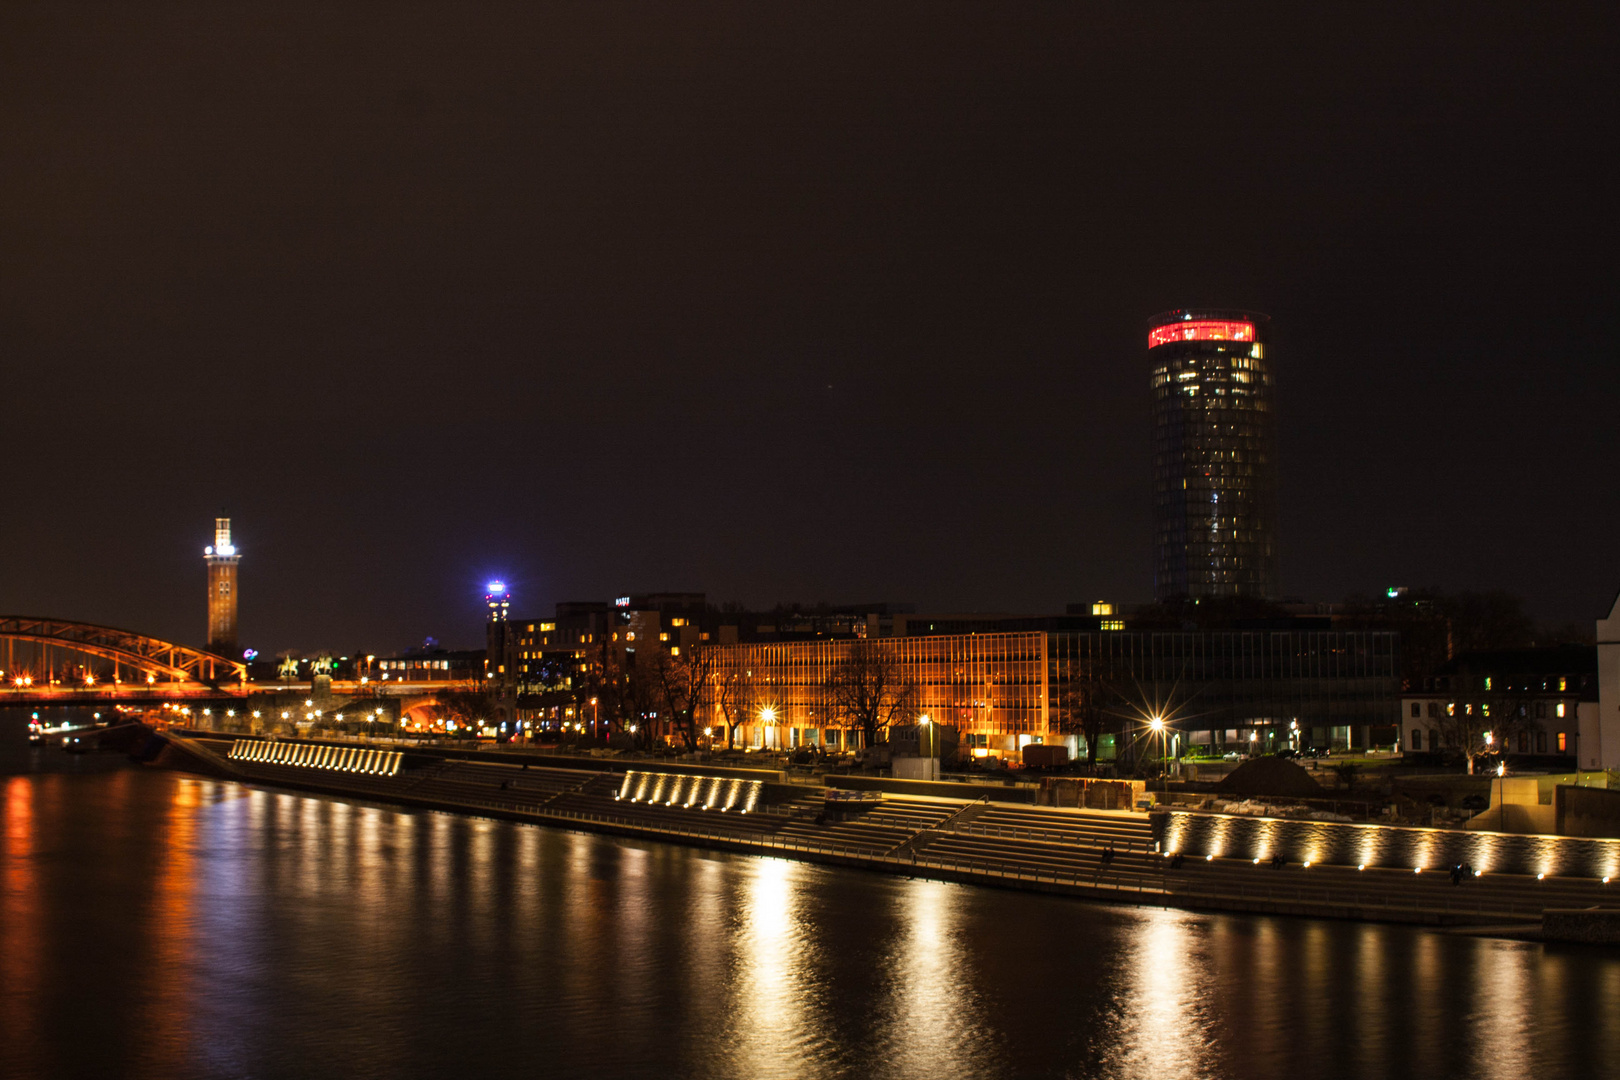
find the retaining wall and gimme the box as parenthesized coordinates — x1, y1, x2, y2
(1156, 809, 1620, 880)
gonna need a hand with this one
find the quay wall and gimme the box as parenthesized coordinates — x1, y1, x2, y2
(1156, 810, 1620, 880)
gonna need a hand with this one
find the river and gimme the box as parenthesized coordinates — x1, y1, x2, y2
(3, 721, 1619, 1079)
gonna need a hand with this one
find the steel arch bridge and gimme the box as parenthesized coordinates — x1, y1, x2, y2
(0, 616, 246, 685)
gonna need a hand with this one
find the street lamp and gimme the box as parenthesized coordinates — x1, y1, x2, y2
(1498, 760, 1508, 830)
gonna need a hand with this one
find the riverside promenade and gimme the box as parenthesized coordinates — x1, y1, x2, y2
(160, 731, 1620, 934)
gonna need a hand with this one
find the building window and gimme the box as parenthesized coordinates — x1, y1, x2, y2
(1410, 702, 1421, 718)
(1536, 731, 1546, 753)
(1428, 702, 1440, 719)
(1411, 728, 1422, 750)
(1536, 702, 1547, 719)
(1558, 732, 1568, 753)
(1557, 702, 1566, 718)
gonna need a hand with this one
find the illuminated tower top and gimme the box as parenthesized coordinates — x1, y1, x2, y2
(485, 580, 510, 623)
(205, 517, 237, 558)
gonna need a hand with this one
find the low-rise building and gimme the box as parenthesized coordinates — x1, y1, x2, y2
(702, 627, 1399, 758)
(1400, 645, 1599, 767)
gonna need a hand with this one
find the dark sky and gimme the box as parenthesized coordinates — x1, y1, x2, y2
(3, 3, 1616, 655)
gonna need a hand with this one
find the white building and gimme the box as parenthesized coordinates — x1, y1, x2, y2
(1596, 591, 1620, 769)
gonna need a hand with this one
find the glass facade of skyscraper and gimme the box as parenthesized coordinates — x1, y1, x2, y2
(1149, 308, 1278, 601)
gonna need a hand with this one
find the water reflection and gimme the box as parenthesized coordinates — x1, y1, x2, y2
(1, 776, 41, 1074)
(1105, 909, 1219, 1080)
(1469, 941, 1535, 1080)
(5, 766, 1620, 1080)
(875, 880, 991, 1080)
(728, 856, 804, 1076)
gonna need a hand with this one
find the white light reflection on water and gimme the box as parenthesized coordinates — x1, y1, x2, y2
(1102, 908, 1219, 1080)
(726, 855, 825, 1078)
(1468, 940, 1536, 1080)
(873, 878, 993, 1080)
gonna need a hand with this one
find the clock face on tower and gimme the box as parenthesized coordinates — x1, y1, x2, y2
(219, 580, 231, 597)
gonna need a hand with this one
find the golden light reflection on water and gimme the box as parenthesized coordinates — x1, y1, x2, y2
(0, 776, 41, 1070)
(13, 766, 1620, 1080)
(135, 776, 203, 1074)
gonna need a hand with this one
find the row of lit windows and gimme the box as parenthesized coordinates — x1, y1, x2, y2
(1410, 700, 1569, 720)
(1411, 727, 1567, 754)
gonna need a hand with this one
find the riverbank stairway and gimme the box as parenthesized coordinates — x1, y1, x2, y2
(172, 736, 1620, 923)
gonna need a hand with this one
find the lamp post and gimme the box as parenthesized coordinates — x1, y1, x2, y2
(1498, 760, 1507, 832)
(919, 715, 933, 777)
(1149, 716, 1165, 787)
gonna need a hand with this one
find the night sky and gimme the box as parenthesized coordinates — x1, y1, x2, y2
(3, 3, 1616, 656)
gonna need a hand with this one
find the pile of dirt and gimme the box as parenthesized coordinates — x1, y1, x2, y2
(1216, 757, 1323, 798)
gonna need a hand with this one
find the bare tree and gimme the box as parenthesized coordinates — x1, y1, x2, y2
(824, 640, 919, 750)
(582, 639, 658, 746)
(651, 646, 719, 753)
(1434, 688, 1537, 774)
(714, 658, 758, 750)
(434, 680, 499, 734)
(1053, 663, 1115, 766)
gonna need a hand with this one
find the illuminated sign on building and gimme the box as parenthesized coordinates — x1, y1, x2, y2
(1148, 320, 1256, 348)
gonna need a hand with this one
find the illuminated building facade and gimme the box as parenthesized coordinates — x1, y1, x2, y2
(703, 633, 1049, 753)
(1149, 308, 1278, 602)
(701, 628, 1396, 757)
(203, 517, 239, 657)
(1047, 629, 1398, 757)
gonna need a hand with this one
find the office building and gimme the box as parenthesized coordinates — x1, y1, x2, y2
(1149, 308, 1278, 602)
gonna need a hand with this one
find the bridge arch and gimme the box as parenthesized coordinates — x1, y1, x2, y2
(0, 615, 246, 685)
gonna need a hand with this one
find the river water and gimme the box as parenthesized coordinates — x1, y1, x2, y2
(4, 725, 1619, 1080)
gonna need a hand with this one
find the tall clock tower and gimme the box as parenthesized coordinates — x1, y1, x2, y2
(204, 517, 240, 657)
